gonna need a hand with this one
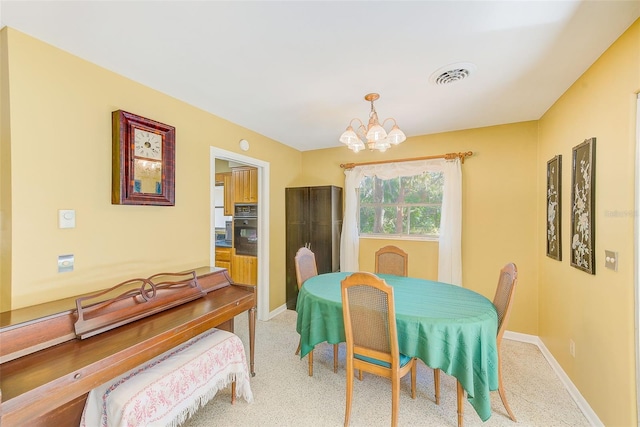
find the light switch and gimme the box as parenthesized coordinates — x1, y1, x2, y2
(59, 209, 76, 228)
(604, 250, 618, 271)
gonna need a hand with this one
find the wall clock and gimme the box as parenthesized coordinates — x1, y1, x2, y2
(112, 110, 176, 205)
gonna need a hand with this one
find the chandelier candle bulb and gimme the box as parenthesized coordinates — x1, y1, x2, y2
(340, 93, 406, 153)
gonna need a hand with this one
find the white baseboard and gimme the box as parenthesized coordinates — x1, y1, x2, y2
(268, 303, 288, 320)
(504, 331, 604, 427)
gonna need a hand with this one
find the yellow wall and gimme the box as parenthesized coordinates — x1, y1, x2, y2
(537, 19, 639, 426)
(214, 158, 232, 173)
(0, 28, 11, 312)
(301, 122, 540, 335)
(358, 239, 440, 281)
(0, 28, 301, 311)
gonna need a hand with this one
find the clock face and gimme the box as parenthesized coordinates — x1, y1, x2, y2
(134, 129, 162, 160)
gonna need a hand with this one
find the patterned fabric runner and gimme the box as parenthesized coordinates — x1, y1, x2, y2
(81, 328, 253, 427)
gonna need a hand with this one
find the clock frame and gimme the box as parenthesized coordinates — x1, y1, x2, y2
(112, 110, 176, 206)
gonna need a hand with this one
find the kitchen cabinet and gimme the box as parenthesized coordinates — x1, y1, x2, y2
(232, 253, 257, 286)
(232, 166, 258, 203)
(214, 172, 233, 215)
(215, 246, 232, 275)
(223, 173, 233, 216)
(285, 185, 342, 309)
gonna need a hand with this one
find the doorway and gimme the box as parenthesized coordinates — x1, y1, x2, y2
(210, 147, 270, 321)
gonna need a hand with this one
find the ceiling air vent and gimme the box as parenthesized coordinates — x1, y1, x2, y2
(429, 62, 477, 86)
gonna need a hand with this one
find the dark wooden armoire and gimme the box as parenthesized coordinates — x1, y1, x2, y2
(285, 185, 343, 309)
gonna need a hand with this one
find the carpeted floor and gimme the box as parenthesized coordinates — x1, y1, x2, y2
(183, 309, 590, 427)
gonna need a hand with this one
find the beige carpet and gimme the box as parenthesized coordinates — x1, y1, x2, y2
(183, 309, 590, 427)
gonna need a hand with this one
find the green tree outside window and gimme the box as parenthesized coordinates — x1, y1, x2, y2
(358, 172, 443, 237)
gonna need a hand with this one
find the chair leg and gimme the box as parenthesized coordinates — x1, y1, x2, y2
(434, 368, 440, 404)
(411, 360, 417, 399)
(391, 374, 400, 427)
(344, 360, 353, 427)
(295, 338, 301, 355)
(231, 381, 236, 404)
(457, 380, 464, 427)
(303, 343, 338, 375)
(497, 352, 517, 421)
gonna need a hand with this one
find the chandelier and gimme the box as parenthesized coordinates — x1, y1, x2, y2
(339, 93, 406, 153)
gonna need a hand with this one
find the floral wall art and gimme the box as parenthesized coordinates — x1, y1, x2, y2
(546, 155, 562, 260)
(570, 137, 596, 274)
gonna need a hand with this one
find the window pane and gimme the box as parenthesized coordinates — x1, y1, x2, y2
(358, 171, 443, 238)
(380, 206, 403, 234)
(408, 206, 441, 235)
(359, 206, 376, 234)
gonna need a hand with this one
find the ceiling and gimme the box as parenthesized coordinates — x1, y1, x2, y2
(1, 1, 639, 152)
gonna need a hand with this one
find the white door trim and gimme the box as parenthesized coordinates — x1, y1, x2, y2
(635, 92, 640, 427)
(210, 147, 270, 322)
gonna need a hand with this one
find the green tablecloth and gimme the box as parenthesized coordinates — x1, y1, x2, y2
(296, 272, 499, 421)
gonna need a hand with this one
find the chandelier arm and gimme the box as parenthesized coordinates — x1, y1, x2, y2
(380, 117, 398, 128)
(347, 118, 367, 139)
(348, 118, 365, 130)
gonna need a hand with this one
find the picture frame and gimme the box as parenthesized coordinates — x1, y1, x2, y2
(570, 137, 596, 274)
(112, 110, 176, 206)
(546, 155, 562, 260)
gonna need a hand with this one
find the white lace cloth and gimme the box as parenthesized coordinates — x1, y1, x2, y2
(80, 328, 253, 427)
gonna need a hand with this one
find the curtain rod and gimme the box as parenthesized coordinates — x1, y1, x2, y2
(339, 151, 473, 170)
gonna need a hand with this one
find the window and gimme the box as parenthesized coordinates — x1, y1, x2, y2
(358, 172, 443, 238)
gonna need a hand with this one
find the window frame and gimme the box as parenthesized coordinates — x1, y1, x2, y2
(356, 172, 443, 241)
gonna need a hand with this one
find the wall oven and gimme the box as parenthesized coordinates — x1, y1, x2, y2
(234, 204, 257, 256)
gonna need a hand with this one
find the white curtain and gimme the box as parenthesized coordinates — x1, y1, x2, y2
(341, 158, 463, 284)
(438, 158, 463, 285)
(340, 169, 362, 272)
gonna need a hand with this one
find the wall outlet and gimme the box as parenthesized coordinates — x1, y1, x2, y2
(569, 339, 576, 358)
(604, 250, 618, 271)
(58, 254, 74, 273)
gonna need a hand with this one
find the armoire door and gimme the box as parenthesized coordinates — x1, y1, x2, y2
(285, 187, 309, 309)
(310, 185, 342, 275)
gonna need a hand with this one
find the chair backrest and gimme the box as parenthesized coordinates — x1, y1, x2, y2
(493, 263, 518, 345)
(374, 245, 408, 277)
(294, 247, 318, 289)
(341, 272, 399, 367)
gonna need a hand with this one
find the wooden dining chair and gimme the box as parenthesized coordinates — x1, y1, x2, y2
(293, 246, 339, 376)
(491, 262, 518, 422)
(341, 272, 417, 427)
(374, 245, 408, 276)
(433, 262, 518, 427)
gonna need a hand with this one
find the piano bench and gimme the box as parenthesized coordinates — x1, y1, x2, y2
(80, 328, 253, 427)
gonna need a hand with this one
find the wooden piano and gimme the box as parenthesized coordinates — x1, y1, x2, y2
(0, 266, 256, 426)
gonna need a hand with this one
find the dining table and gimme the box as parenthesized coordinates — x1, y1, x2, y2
(296, 271, 500, 422)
